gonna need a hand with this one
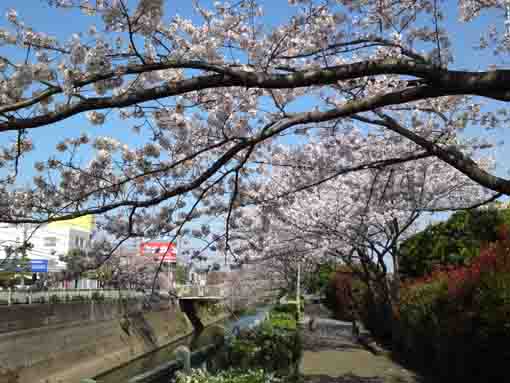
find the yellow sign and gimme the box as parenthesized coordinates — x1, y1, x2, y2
(48, 215, 95, 232)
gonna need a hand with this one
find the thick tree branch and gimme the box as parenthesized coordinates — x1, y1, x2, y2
(351, 113, 510, 195)
(3, 80, 509, 225)
(6, 59, 510, 131)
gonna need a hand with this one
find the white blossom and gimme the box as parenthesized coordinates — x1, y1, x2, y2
(86, 111, 106, 125)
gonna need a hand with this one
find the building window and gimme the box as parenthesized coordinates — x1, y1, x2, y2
(43, 237, 57, 247)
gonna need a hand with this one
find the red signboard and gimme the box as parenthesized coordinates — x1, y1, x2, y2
(139, 242, 177, 263)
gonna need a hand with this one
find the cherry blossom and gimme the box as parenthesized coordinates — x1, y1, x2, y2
(0, 0, 509, 273)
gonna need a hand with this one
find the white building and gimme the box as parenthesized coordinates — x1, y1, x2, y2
(0, 216, 95, 273)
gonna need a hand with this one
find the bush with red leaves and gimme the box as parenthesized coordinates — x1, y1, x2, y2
(396, 224, 510, 381)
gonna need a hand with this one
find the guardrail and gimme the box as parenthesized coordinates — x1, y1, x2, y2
(175, 284, 227, 299)
(0, 289, 144, 306)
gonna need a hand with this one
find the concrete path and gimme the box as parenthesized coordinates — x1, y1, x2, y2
(300, 311, 422, 383)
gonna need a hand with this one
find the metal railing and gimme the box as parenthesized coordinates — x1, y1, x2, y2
(175, 284, 227, 299)
(0, 288, 144, 306)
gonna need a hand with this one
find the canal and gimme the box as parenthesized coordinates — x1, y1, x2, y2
(94, 306, 271, 383)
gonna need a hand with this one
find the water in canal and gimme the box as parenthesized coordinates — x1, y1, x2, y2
(94, 306, 270, 383)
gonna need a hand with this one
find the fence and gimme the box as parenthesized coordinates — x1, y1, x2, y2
(0, 288, 144, 306)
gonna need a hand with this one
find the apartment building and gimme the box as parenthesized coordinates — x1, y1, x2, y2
(0, 216, 95, 273)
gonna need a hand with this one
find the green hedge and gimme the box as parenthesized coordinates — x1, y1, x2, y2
(351, 231, 510, 382)
(395, 242, 510, 381)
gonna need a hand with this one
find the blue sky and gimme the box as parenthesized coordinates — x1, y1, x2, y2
(1, 1, 508, 165)
(1, 1, 510, 264)
(0, 0, 507, 175)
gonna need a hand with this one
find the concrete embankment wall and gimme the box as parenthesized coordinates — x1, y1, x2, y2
(0, 300, 227, 383)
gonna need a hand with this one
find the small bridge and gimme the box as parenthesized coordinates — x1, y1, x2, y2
(175, 284, 227, 300)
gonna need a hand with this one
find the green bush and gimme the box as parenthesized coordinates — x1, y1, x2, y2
(175, 368, 280, 383)
(272, 301, 303, 318)
(471, 271, 510, 377)
(269, 312, 297, 331)
(225, 316, 301, 374)
(352, 280, 396, 340)
(399, 207, 510, 279)
(304, 262, 335, 294)
(398, 280, 448, 364)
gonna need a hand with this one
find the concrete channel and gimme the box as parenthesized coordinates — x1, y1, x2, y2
(91, 306, 271, 383)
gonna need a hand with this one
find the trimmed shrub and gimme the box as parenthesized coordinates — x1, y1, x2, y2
(224, 310, 301, 374)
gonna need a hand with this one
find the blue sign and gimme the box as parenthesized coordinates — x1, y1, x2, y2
(30, 260, 48, 273)
(0, 259, 49, 273)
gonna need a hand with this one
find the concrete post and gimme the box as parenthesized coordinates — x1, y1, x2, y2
(29, 290, 32, 304)
(8, 288, 11, 306)
(173, 345, 191, 374)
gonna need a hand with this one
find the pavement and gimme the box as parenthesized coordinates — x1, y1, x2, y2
(300, 309, 423, 383)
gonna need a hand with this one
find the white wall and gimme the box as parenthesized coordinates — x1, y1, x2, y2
(0, 223, 92, 272)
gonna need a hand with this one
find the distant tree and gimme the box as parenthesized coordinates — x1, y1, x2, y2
(174, 263, 188, 284)
(304, 262, 335, 294)
(399, 207, 510, 279)
(323, 265, 358, 321)
(58, 249, 88, 287)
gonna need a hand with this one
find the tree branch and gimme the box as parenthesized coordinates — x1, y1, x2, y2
(6, 59, 510, 131)
(351, 113, 510, 195)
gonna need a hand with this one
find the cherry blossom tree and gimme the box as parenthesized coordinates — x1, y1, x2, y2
(228, 129, 494, 312)
(1, 0, 510, 271)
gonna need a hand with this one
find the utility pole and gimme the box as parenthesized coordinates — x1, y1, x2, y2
(20, 223, 27, 287)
